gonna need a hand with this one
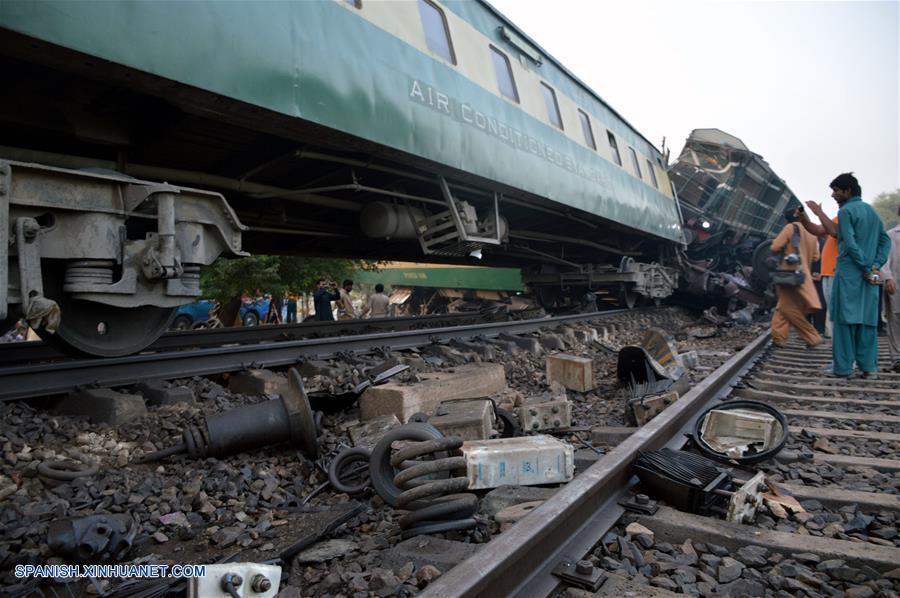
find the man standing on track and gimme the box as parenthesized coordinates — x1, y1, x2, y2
(827, 173, 891, 378)
(880, 204, 900, 371)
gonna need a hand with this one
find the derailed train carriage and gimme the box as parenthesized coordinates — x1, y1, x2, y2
(0, 0, 788, 356)
(669, 129, 801, 305)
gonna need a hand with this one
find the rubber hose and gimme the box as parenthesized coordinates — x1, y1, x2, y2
(37, 459, 99, 481)
(692, 399, 789, 465)
(328, 447, 372, 495)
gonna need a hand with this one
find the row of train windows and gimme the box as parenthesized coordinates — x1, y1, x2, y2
(345, 0, 659, 189)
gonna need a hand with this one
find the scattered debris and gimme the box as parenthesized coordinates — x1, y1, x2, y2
(360, 363, 507, 423)
(47, 514, 137, 562)
(518, 396, 572, 431)
(187, 562, 281, 598)
(430, 398, 496, 440)
(37, 458, 99, 486)
(327, 447, 371, 496)
(634, 448, 733, 516)
(725, 471, 767, 523)
(693, 400, 788, 463)
(461, 435, 574, 490)
(546, 353, 595, 392)
(628, 390, 679, 426)
(137, 367, 318, 461)
(700, 407, 779, 458)
(369, 423, 477, 538)
(617, 328, 692, 426)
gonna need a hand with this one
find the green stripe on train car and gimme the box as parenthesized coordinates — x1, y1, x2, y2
(0, 1, 684, 243)
(355, 267, 524, 292)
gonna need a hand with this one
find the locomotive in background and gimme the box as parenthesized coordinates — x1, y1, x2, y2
(669, 128, 802, 309)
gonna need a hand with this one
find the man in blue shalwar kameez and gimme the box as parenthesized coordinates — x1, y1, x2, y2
(829, 173, 892, 378)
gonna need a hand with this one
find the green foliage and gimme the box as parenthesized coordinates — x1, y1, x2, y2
(873, 189, 900, 230)
(200, 255, 380, 304)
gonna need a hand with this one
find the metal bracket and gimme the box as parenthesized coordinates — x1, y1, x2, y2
(619, 493, 659, 515)
(15, 217, 60, 332)
(552, 559, 607, 591)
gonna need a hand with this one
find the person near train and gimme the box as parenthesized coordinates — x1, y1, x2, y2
(337, 279, 357, 320)
(770, 206, 823, 348)
(285, 293, 298, 323)
(313, 278, 340, 321)
(827, 173, 891, 378)
(879, 203, 900, 371)
(800, 202, 839, 338)
(361, 283, 391, 319)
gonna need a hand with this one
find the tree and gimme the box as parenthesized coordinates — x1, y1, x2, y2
(873, 189, 900, 230)
(200, 255, 380, 305)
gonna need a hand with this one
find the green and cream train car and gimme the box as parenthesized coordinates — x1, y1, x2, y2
(0, 0, 684, 355)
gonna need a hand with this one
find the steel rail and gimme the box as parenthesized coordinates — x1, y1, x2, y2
(421, 329, 771, 598)
(0, 310, 635, 402)
(0, 312, 502, 363)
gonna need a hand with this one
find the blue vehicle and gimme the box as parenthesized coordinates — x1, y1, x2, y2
(172, 300, 216, 330)
(239, 298, 271, 327)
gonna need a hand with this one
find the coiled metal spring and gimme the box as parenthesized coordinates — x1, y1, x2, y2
(390, 436, 477, 538)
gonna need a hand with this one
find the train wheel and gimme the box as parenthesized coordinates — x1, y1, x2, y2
(618, 284, 637, 309)
(36, 262, 176, 357)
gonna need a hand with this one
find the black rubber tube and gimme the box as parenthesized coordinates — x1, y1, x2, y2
(328, 447, 371, 495)
(692, 399, 789, 465)
(37, 459, 99, 481)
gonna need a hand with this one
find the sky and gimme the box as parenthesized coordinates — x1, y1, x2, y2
(488, 0, 899, 218)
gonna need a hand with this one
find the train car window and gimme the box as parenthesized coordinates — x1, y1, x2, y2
(418, 0, 456, 65)
(490, 46, 519, 103)
(646, 159, 659, 188)
(607, 131, 623, 166)
(577, 110, 596, 150)
(541, 83, 563, 129)
(343, 0, 361, 8)
(629, 147, 643, 179)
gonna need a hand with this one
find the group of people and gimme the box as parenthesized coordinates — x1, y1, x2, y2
(312, 279, 392, 321)
(770, 172, 898, 376)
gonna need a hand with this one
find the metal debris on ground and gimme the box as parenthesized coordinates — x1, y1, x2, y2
(37, 458, 99, 486)
(634, 448, 733, 516)
(692, 399, 788, 464)
(187, 562, 281, 598)
(725, 471, 768, 524)
(47, 514, 137, 562)
(327, 447, 372, 495)
(369, 423, 477, 538)
(517, 396, 572, 432)
(699, 408, 780, 458)
(136, 368, 318, 462)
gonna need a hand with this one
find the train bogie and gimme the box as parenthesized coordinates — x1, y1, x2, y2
(2, 161, 245, 355)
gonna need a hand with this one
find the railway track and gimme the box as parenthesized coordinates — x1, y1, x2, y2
(0, 309, 634, 402)
(422, 333, 900, 598)
(0, 311, 511, 364)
